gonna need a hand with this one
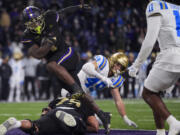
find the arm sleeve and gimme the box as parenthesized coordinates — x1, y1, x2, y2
(82, 62, 105, 80)
(133, 15, 162, 68)
(58, 5, 81, 15)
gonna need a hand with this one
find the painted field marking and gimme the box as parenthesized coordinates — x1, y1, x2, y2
(0, 113, 41, 116)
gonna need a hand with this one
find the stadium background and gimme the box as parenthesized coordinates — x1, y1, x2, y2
(0, 0, 180, 133)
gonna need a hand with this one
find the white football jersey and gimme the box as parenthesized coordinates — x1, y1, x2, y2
(78, 55, 124, 93)
(146, 0, 180, 72)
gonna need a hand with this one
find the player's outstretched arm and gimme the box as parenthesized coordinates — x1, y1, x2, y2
(111, 88, 138, 128)
(58, 4, 91, 15)
(82, 61, 113, 87)
(128, 15, 161, 78)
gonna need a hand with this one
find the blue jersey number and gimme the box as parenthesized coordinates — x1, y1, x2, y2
(149, 3, 154, 12)
(173, 10, 180, 37)
(85, 77, 106, 91)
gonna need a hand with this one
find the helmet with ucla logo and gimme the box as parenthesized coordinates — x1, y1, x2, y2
(23, 6, 45, 34)
(108, 52, 129, 76)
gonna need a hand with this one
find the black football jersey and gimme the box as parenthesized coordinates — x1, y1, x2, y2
(48, 97, 94, 121)
(21, 10, 67, 61)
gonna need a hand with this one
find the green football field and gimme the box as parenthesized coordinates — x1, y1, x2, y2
(0, 98, 180, 130)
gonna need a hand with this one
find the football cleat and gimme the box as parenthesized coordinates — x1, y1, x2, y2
(56, 110, 76, 127)
(168, 121, 180, 135)
(97, 110, 112, 134)
(0, 117, 17, 135)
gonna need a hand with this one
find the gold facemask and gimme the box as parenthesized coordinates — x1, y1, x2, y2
(108, 52, 129, 76)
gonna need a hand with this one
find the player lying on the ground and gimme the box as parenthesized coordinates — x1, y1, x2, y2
(0, 97, 100, 135)
(41, 96, 100, 133)
(77, 52, 137, 128)
(21, 2, 111, 133)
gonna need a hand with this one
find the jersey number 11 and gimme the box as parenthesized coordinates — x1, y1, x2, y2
(173, 10, 180, 37)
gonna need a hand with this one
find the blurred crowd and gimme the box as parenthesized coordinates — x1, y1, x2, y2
(0, 0, 179, 102)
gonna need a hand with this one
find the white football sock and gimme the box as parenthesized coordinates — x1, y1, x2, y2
(156, 129, 165, 135)
(166, 115, 177, 125)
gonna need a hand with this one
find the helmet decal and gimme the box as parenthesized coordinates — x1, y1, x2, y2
(109, 52, 129, 76)
(25, 7, 34, 19)
(23, 6, 44, 34)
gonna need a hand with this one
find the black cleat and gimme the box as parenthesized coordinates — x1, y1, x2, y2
(97, 110, 112, 134)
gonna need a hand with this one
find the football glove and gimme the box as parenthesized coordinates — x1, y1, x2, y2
(123, 115, 138, 128)
(101, 77, 114, 88)
(128, 60, 142, 77)
(129, 62, 142, 77)
(41, 36, 56, 47)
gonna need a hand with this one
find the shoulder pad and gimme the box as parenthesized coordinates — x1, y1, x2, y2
(44, 10, 57, 17)
(94, 55, 108, 71)
(146, 0, 168, 17)
(44, 10, 59, 23)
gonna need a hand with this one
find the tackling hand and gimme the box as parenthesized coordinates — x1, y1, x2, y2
(101, 77, 114, 88)
(128, 65, 139, 77)
(123, 115, 138, 128)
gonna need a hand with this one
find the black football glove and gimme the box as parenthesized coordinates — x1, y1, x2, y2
(41, 36, 56, 47)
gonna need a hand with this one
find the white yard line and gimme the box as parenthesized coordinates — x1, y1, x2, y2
(138, 119, 154, 122)
(0, 113, 41, 116)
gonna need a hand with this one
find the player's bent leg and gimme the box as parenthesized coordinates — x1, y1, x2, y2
(0, 117, 17, 135)
(75, 91, 112, 134)
(154, 111, 166, 135)
(97, 110, 111, 134)
(56, 110, 76, 127)
(153, 110, 165, 129)
(142, 87, 169, 134)
(142, 87, 170, 120)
